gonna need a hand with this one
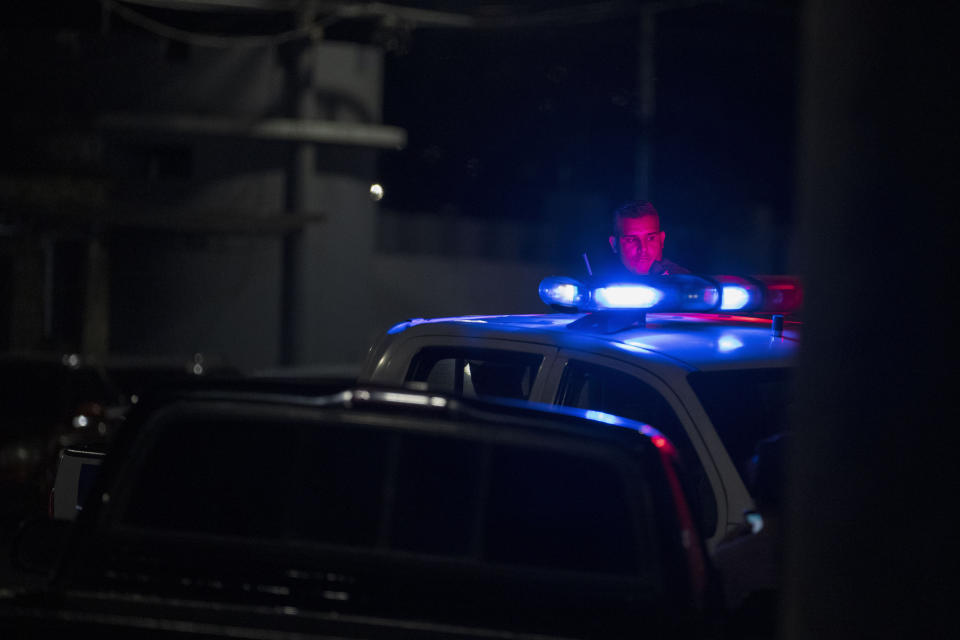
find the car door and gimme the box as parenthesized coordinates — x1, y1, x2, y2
(542, 350, 748, 545)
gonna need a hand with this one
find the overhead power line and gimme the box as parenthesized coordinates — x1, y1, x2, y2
(100, 0, 325, 48)
(100, 0, 792, 49)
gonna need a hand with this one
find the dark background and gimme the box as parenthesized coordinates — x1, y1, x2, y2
(1, 1, 801, 364)
(2, 3, 957, 637)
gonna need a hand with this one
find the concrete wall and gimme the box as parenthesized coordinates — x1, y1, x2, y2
(96, 38, 563, 373)
(101, 40, 385, 371)
(5, 33, 571, 372)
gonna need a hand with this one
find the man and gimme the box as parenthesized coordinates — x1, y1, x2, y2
(608, 200, 690, 275)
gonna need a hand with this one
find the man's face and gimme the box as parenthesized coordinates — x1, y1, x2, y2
(609, 215, 665, 275)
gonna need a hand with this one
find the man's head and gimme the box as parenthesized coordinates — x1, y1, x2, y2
(609, 200, 665, 275)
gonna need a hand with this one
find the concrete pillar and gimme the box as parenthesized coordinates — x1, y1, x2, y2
(784, 2, 955, 638)
(291, 42, 381, 368)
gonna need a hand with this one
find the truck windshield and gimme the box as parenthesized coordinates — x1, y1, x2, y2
(686, 367, 795, 485)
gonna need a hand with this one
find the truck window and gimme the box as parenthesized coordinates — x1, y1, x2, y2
(484, 444, 641, 575)
(390, 433, 483, 556)
(556, 360, 718, 537)
(290, 426, 390, 546)
(119, 419, 390, 546)
(115, 414, 650, 578)
(407, 348, 542, 400)
(120, 419, 300, 538)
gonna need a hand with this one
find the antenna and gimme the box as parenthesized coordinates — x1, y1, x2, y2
(582, 253, 593, 277)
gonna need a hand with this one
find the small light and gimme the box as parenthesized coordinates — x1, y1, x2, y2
(63, 353, 80, 368)
(130, 394, 139, 404)
(652, 435, 667, 449)
(369, 183, 384, 201)
(73, 415, 89, 428)
(192, 363, 204, 375)
(720, 285, 751, 311)
(594, 285, 664, 309)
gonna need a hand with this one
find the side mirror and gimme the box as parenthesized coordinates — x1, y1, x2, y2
(11, 516, 71, 575)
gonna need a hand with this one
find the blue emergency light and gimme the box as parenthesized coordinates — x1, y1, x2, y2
(593, 284, 664, 309)
(538, 274, 801, 314)
(537, 276, 586, 309)
(719, 286, 750, 311)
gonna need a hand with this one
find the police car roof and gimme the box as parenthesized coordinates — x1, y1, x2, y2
(387, 312, 800, 371)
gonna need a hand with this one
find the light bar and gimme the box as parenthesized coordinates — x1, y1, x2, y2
(590, 275, 721, 312)
(537, 274, 802, 314)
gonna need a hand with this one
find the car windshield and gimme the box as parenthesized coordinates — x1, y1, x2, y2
(686, 367, 795, 485)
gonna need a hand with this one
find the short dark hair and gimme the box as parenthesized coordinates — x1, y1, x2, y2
(612, 200, 660, 236)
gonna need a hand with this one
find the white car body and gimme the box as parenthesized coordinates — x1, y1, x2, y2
(360, 311, 800, 547)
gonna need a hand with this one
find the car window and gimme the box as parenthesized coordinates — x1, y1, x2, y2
(556, 360, 718, 536)
(687, 368, 795, 484)
(406, 347, 542, 400)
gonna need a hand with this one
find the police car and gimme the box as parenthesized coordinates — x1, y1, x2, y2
(359, 274, 802, 546)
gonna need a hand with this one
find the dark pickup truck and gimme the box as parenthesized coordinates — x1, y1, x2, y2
(2, 384, 713, 639)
